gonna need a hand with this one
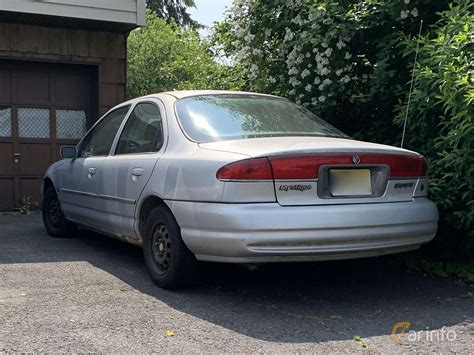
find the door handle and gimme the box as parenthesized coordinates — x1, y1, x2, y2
(88, 167, 97, 176)
(131, 168, 144, 177)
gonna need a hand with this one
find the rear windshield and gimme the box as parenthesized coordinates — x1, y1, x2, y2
(175, 94, 348, 143)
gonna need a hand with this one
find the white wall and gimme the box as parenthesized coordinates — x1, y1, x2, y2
(0, 0, 146, 26)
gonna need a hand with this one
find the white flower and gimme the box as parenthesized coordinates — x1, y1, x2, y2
(341, 75, 351, 83)
(305, 84, 312, 92)
(289, 89, 296, 95)
(411, 8, 419, 17)
(298, 93, 305, 99)
(323, 78, 332, 85)
(320, 67, 329, 76)
(284, 28, 294, 42)
(291, 78, 301, 87)
(314, 77, 321, 85)
(301, 69, 311, 78)
(335, 69, 343, 76)
(318, 84, 325, 91)
(265, 29, 272, 37)
(288, 67, 298, 75)
(324, 48, 333, 57)
(400, 10, 409, 19)
(268, 76, 277, 84)
(344, 52, 352, 59)
(336, 40, 345, 49)
(404, 0, 410, 3)
(244, 33, 255, 42)
(318, 96, 326, 102)
(252, 48, 263, 57)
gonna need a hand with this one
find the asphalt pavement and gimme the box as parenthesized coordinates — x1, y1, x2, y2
(0, 214, 472, 352)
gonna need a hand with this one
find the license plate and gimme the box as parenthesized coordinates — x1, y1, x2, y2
(329, 169, 372, 196)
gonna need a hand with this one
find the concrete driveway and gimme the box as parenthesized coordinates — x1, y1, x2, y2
(0, 214, 472, 352)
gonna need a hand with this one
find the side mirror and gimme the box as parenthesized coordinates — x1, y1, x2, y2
(60, 146, 78, 159)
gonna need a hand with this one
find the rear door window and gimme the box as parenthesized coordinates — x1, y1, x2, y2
(115, 102, 164, 155)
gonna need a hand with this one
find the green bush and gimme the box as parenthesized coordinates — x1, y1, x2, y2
(394, 3, 474, 241)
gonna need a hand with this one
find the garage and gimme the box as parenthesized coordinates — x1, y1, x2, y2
(0, 61, 96, 210)
(0, 1, 145, 210)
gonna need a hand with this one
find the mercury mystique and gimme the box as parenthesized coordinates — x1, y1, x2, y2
(42, 91, 439, 288)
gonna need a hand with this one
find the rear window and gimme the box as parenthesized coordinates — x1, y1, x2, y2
(175, 94, 348, 143)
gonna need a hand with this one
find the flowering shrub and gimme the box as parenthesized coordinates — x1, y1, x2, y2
(212, 0, 447, 139)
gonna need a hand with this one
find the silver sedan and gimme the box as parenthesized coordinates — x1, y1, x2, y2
(42, 91, 439, 288)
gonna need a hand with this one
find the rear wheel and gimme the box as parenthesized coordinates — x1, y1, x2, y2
(143, 205, 197, 289)
(42, 186, 76, 238)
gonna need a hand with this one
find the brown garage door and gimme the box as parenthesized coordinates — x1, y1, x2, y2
(0, 60, 96, 210)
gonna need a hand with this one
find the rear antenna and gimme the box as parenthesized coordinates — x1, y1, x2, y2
(401, 19, 423, 149)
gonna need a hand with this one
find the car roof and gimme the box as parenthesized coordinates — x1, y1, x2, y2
(144, 90, 283, 100)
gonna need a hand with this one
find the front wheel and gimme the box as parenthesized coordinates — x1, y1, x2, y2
(42, 186, 76, 238)
(143, 205, 198, 289)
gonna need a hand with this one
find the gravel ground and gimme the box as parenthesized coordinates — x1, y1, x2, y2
(0, 214, 472, 353)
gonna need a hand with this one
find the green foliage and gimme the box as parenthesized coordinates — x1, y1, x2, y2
(146, 0, 200, 28)
(394, 3, 474, 238)
(127, 11, 243, 98)
(406, 256, 474, 283)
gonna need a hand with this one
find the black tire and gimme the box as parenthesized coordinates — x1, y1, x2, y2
(42, 186, 76, 238)
(143, 205, 198, 289)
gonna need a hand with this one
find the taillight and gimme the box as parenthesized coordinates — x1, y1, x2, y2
(217, 158, 273, 181)
(217, 154, 427, 181)
(268, 154, 428, 180)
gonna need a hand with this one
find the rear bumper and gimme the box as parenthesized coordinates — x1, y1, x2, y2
(167, 198, 438, 263)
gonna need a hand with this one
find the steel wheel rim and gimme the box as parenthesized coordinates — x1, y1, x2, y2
(48, 197, 62, 227)
(151, 223, 172, 274)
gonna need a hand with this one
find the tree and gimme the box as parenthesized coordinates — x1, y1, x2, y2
(127, 11, 243, 99)
(146, 0, 200, 28)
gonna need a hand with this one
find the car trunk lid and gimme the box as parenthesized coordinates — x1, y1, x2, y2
(207, 137, 426, 206)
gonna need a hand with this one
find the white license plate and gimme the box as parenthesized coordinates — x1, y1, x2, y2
(329, 169, 372, 196)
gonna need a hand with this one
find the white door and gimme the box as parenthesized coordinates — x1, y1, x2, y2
(59, 105, 131, 228)
(97, 100, 167, 238)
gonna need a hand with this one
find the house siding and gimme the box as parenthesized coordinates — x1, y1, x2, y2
(0, 0, 145, 26)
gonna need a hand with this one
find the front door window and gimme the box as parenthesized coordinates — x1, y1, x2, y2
(78, 106, 130, 158)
